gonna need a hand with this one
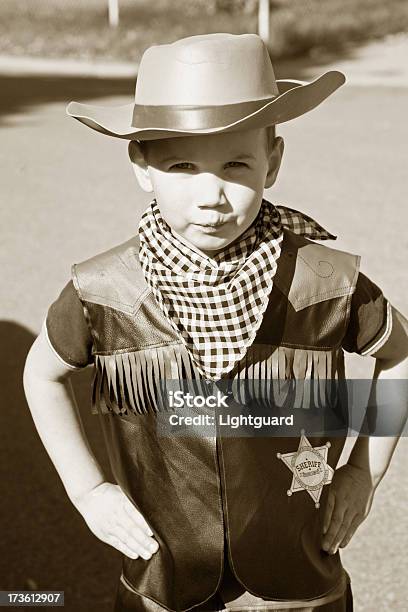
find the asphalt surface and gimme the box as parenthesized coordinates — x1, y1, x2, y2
(1, 45, 407, 611)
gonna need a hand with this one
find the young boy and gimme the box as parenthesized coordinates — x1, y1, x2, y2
(23, 34, 407, 612)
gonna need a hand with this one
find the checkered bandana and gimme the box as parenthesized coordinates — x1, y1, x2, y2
(138, 198, 335, 380)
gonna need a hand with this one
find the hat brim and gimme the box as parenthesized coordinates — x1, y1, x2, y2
(66, 70, 345, 140)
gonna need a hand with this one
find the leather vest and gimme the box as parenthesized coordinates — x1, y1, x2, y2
(72, 228, 360, 611)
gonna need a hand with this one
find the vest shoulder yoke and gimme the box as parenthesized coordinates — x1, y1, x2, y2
(275, 230, 360, 312)
(71, 235, 148, 315)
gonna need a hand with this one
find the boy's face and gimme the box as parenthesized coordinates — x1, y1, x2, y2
(131, 128, 283, 257)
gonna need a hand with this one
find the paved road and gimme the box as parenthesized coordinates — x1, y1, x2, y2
(1, 46, 407, 611)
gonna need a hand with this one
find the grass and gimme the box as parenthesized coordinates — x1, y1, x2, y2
(0, 0, 408, 63)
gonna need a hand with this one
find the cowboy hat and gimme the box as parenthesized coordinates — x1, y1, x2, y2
(66, 33, 345, 141)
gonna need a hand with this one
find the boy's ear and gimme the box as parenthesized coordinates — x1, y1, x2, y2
(265, 136, 284, 189)
(128, 140, 153, 193)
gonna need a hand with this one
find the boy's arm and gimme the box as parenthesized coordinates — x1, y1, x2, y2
(23, 324, 158, 560)
(24, 324, 106, 505)
(322, 305, 408, 554)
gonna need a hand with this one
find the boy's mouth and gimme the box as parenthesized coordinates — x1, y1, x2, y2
(194, 221, 230, 234)
(194, 218, 230, 228)
(198, 222, 226, 228)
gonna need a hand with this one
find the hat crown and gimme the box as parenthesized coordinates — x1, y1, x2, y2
(135, 33, 279, 106)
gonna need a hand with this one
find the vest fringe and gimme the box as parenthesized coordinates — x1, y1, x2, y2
(91, 344, 344, 417)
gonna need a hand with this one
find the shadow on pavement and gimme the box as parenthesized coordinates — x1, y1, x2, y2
(0, 321, 120, 611)
(0, 75, 134, 126)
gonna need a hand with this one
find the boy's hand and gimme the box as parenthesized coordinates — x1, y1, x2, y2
(321, 464, 376, 554)
(75, 482, 159, 560)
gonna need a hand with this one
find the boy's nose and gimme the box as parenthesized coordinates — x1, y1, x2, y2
(195, 173, 225, 208)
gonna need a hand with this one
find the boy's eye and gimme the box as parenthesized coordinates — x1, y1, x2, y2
(169, 162, 194, 170)
(226, 161, 247, 168)
(168, 161, 248, 171)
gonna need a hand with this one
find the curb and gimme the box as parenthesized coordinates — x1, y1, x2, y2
(0, 55, 138, 78)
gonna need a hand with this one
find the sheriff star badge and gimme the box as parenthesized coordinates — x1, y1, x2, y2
(277, 432, 334, 509)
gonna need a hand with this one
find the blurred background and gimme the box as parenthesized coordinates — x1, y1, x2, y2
(1, 0, 408, 63)
(1, 1, 407, 611)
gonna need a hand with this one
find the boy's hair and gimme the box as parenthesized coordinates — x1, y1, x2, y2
(264, 125, 276, 153)
(129, 125, 277, 163)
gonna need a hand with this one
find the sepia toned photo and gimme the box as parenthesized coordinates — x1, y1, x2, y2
(1, 2, 407, 611)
